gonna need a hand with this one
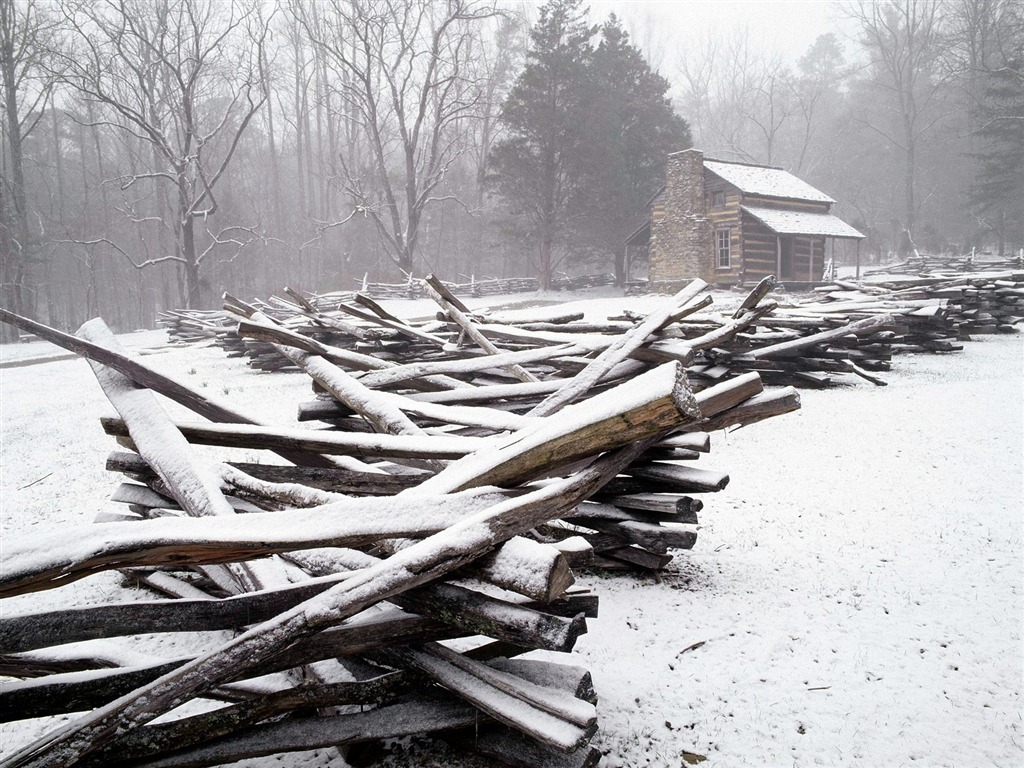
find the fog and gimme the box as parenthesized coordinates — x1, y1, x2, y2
(1, 0, 1021, 333)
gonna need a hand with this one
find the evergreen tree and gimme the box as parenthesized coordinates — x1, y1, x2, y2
(489, 0, 594, 289)
(969, 54, 1024, 257)
(490, 3, 690, 287)
(576, 14, 691, 283)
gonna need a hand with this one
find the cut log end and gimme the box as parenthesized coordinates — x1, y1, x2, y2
(672, 362, 702, 423)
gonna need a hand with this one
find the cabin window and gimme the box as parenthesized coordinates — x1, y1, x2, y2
(716, 229, 731, 268)
(711, 190, 727, 208)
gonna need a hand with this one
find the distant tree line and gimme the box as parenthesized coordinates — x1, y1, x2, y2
(1, 0, 1021, 334)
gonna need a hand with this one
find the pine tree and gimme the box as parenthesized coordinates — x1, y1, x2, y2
(489, 0, 595, 290)
(490, 3, 690, 287)
(577, 14, 691, 283)
(969, 55, 1024, 257)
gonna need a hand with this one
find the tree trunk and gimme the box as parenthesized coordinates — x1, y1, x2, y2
(182, 215, 201, 309)
(1, 26, 30, 328)
(904, 118, 916, 246)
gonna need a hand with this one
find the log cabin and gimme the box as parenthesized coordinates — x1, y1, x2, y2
(625, 148, 864, 290)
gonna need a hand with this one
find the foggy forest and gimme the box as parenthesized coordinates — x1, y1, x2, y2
(1, 0, 1022, 334)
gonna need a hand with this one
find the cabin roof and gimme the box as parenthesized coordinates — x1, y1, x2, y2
(741, 205, 865, 239)
(706, 159, 835, 204)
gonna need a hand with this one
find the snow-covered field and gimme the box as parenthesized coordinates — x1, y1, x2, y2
(1, 292, 1022, 767)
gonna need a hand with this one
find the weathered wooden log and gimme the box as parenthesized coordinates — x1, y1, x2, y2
(459, 725, 602, 768)
(276, 290, 373, 341)
(681, 302, 778, 351)
(78, 320, 275, 595)
(0, 486, 510, 597)
(109, 482, 177, 510)
(83, 657, 597, 768)
(388, 642, 597, 753)
(415, 362, 711, 493)
(593, 546, 674, 570)
(106, 451, 424, 498)
(2, 570, 587, 661)
(527, 279, 707, 416)
(0, 437, 661, 768)
(561, 518, 697, 553)
(637, 447, 701, 462)
(74, 673, 409, 768)
(235, 317, 467, 391)
(249, 312, 439, 449)
(333, 299, 450, 347)
(353, 343, 585, 390)
(573, 497, 699, 525)
(655, 432, 711, 452)
(684, 386, 801, 433)
(423, 276, 539, 383)
(107, 692, 482, 768)
(224, 460, 422, 495)
(99, 416, 482, 460)
(593, 493, 702, 521)
(79, 322, 236, 522)
(733, 275, 778, 317)
(745, 314, 899, 359)
(470, 537, 577, 602)
(394, 582, 588, 652)
(369, 533, 577, 603)
(0, 609, 457, 721)
(368, 389, 537, 433)
(0, 578, 345, 654)
(353, 292, 415, 325)
(620, 463, 730, 493)
(0, 309, 335, 468)
(488, 657, 597, 703)
(285, 546, 589, 644)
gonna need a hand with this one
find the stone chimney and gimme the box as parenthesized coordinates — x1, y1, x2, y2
(649, 148, 714, 289)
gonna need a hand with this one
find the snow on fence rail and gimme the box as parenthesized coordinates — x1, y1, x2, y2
(0, 283, 799, 768)
(308, 272, 617, 303)
(157, 269, 1023, 388)
(5, 268, 1020, 766)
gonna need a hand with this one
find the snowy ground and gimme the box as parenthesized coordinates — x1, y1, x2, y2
(1, 291, 1022, 767)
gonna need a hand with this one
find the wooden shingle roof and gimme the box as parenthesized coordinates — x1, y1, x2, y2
(705, 159, 835, 203)
(741, 206, 864, 239)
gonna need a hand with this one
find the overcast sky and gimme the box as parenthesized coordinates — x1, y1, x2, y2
(587, 0, 854, 71)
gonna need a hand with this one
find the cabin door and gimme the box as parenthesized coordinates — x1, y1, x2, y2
(778, 236, 795, 279)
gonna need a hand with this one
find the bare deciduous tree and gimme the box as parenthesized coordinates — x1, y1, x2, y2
(676, 26, 792, 165)
(1, 0, 59, 331)
(56, 0, 270, 309)
(843, 0, 949, 246)
(296, 0, 499, 277)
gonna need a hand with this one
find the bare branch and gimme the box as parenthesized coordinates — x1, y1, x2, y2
(59, 237, 183, 269)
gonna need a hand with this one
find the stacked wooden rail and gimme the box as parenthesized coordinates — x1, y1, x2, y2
(0, 294, 799, 768)
(161, 275, 913, 388)
(320, 273, 616, 303)
(863, 254, 1024, 276)
(799, 271, 1024, 344)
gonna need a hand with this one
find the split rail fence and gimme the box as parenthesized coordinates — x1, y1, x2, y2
(0, 279, 799, 768)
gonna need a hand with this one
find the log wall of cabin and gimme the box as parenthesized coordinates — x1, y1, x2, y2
(740, 215, 827, 283)
(739, 216, 780, 280)
(705, 175, 742, 285)
(742, 195, 831, 214)
(739, 195, 830, 283)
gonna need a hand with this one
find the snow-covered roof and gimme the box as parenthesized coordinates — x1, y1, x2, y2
(706, 160, 835, 203)
(741, 205, 865, 239)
